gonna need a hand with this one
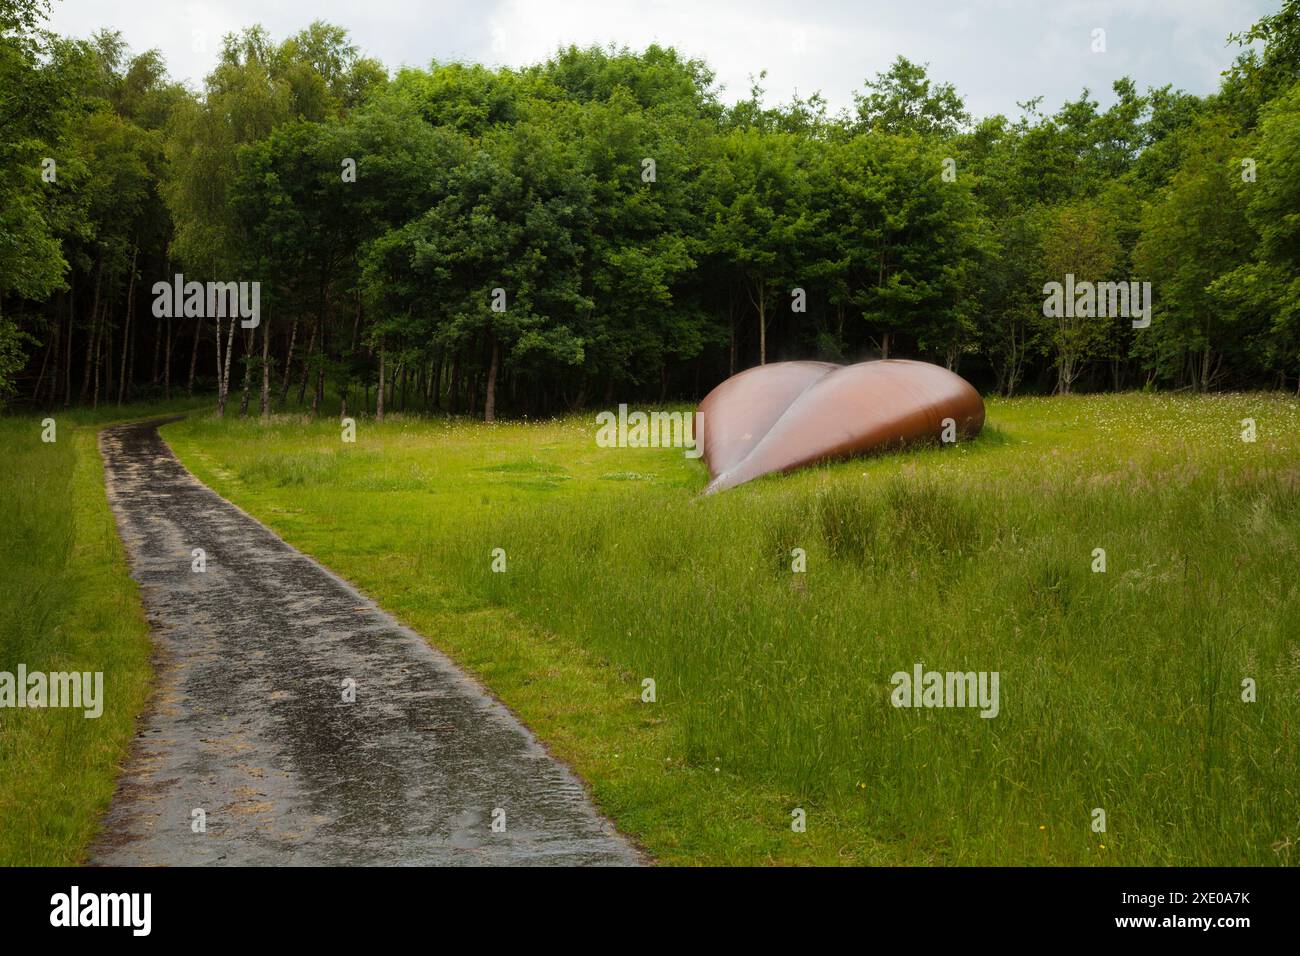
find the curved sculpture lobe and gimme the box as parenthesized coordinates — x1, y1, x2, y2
(697, 360, 839, 479)
(699, 359, 985, 494)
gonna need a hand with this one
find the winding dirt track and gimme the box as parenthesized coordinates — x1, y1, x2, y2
(89, 418, 640, 866)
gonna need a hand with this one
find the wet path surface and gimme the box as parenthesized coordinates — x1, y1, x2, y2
(90, 419, 640, 866)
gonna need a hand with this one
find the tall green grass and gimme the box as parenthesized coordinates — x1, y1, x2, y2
(0, 398, 210, 864)
(164, 393, 1300, 865)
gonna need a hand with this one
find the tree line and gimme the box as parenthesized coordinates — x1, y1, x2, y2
(2, 0, 1298, 419)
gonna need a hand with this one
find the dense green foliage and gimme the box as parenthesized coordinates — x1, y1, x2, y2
(2, 0, 1298, 415)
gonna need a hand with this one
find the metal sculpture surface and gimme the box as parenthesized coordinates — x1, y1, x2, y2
(698, 359, 985, 493)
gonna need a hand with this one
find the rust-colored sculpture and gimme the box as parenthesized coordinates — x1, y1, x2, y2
(698, 359, 985, 493)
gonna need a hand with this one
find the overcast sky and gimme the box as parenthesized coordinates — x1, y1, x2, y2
(46, 0, 1273, 119)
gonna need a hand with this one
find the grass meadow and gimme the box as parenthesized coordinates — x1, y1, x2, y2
(0, 398, 211, 864)
(158, 392, 1300, 866)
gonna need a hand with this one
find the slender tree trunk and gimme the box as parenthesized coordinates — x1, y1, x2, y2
(187, 316, 201, 396)
(376, 340, 385, 421)
(238, 327, 252, 416)
(311, 278, 328, 418)
(81, 259, 103, 402)
(448, 352, 460, 415)
(430, 351, 442, 410)
(47, 314, 62, 406)
(104, 296, 114, 402)
(92, 301, 104, 410)
(484, 332, 499, 423)
(127, 291, 137, 401)
(1057, 351, 1075, 395)
(31, 323, 53, 403)
(164, 314, 173, 399)
(152, 257, 169, 387)
(63, 280, 74, 408)
(298, 320, 317, 406)
(224, 316, 237, 408)
(260, 314, 271, 418)
(151, 313, 161, 384)
(215, 316, 224, 415)
(218, 314, 236, 418)
(280, 316, 298, 404)
(312, 319, 325, 418)
(117, 243, 138, 405)
(351, 287, 362, 352)
(215, 315, 224, 409)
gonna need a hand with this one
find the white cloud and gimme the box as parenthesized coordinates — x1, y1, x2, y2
(45, 0, 1271, 117)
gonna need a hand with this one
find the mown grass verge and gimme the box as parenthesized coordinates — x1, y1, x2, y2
(0, 398, 210, 864)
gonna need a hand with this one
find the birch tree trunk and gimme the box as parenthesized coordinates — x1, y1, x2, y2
(280, 316, 298, 404)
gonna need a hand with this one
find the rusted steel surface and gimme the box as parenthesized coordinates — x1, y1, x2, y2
(699, 359, 985, 493)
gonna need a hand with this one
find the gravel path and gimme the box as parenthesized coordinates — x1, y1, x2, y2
(89, 418, 640, 866)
